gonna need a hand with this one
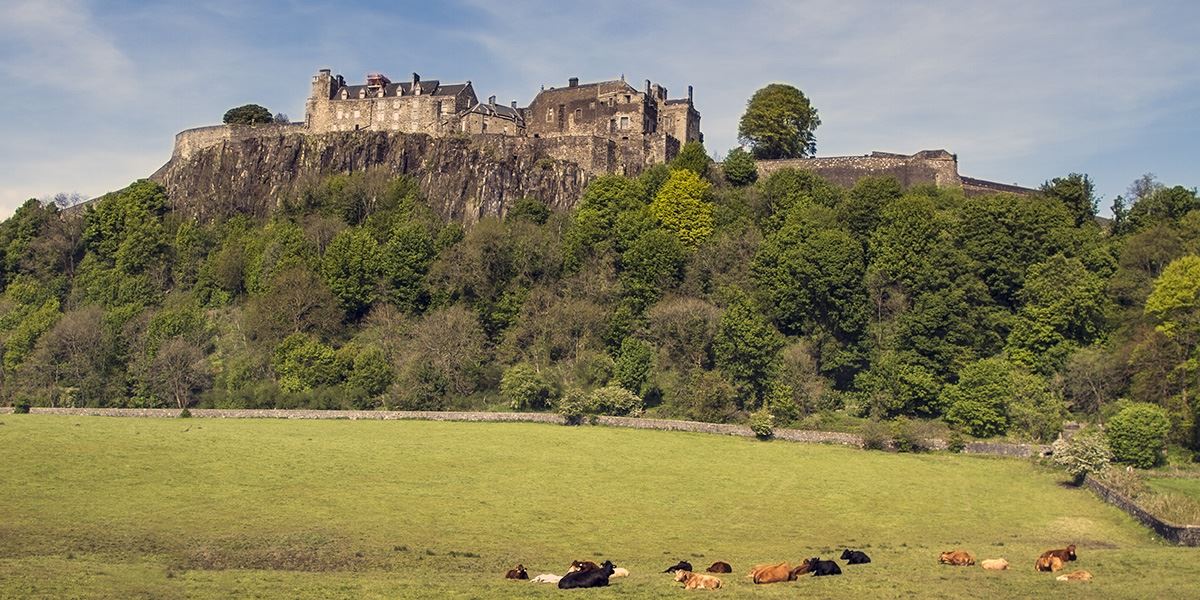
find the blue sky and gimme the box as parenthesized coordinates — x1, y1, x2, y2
(1, 0, 1197, 218)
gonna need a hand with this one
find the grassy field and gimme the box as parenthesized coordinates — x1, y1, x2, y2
(0, 416, 1195, 599)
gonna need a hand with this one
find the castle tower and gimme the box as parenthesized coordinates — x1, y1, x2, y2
(306, 69, 336, 131)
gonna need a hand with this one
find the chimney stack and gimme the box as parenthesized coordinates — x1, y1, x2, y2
(568, 77, 579, 88)
(488, 95, 496, 106)
(511, 100, 517, 109)
(645, 79, 651, 95)
(688, 85, 693, 103)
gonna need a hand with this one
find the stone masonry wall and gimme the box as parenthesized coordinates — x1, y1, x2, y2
(756, 154, 962, 189)
(1085, 476, 1200, 546)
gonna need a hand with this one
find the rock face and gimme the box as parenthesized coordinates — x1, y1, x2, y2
(150, 126, 603, 224)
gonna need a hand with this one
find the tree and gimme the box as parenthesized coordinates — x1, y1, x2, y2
(737, 83, 821, 159)
(613, 337, 654, 396)
(272, 333, 343, 393)
(248, 266, 343, 343)
(321, 228, 382, 318)
(1052, 428, 1112, 485)
(669, 141, 711, 178)
(1040, 173, 1097, 227)
(500, 362, 553, 410)
(722, 147, 758, 187)
(273, 112, 290, 124)
(941, 357, 1016, 438)
(223, 104, 273, 125)
(620, 229, 686, 309)
(506, 197, 551, 225)
(713, 287, 783, 407)
(648, 170, 714, 249)
(1005, 255, 1108, 373)
(1106, 402, 1171, 468)
(148, 338, 212, 409)
(345, 346, 394, 398)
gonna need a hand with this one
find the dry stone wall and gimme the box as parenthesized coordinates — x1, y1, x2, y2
(1085, 476, 1200, 546)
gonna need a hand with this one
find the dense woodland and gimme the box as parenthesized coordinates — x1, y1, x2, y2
(1, 143, 1198, 455)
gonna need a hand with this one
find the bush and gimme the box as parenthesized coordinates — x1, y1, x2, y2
(589, 385, 644, 417)
(723, 147, 758, 186)
(749, 408, 774, 439)
(1051, 428, 1112, 485)
(861, 420, 890, 450)
(556, 388, 590, 425)
(1107, 403, 1172, 468)
(891, 417, 925, 452)
(13, 400, 31, 414)
(500, 363, 554, 411)
(179, 408, 192, 419)
(946, 430, 966, 453)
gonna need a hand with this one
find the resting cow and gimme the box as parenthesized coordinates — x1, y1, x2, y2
(706, 561, 732, 573)
(1035, 555, 1064, 572)
(840, 549, 871, 564)
(611, 567, 629, 578)
(674, 570, 723, 590)
(568, 560, 600, 573)
(531, 573, 561, 584)
(1039, 544, 1077, 563)
(980, 558, 1009, 570)
(939, 550, 976, 566)
(504, 564, 528, 579)
(748, 562, 791, 584)
(1057, 570, 1093, 582)
(807, 557, 842, 576)
(663, 560, 693, 573)
(558, 560, 615, 589)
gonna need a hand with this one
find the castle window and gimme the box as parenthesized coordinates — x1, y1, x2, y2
(624, 94, 631, 103)
(546, 108, 553, 122)
(358, 89, 366, 99)
(353, 110, 361, 119)
(620, 116, 629, 130)
(340, 89, 348, 99)
(574, 108, 581, 122)
(377, 90, 385, 98)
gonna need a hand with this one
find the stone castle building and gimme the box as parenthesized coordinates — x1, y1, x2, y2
(305, 68, 702, 165)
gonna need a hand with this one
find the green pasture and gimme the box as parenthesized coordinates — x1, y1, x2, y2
(0, 415, 1194, 599)
(1147, 476, 1200, 503)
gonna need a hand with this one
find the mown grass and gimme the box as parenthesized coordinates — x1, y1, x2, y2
(0, 415, 1195, 599)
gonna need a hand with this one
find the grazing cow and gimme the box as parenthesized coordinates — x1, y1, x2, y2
(674, 570, 723, 590)
(706, 561, 733, 573)
(568, 560, 600, 573)
(840, 549, 871, 564)
(531, 573, 562, 584)
(1035, 555, 1064, 572)
(939, 550, 976, 566)
(980, 558, 1009, 571)
(748, 562, 792, 584)
(663, 560, 693, 573)
(807, 558, 842, 577)
(611, 567, 629, 578)
(558, 560, 615, 589)
(1039, 545, 1077, 563)
(504, 564, 528, 579)
(1057, 570, 1093, 582)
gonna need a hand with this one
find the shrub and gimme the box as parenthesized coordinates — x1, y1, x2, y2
(861, 420, 890, 451)
(13, 400, 31, 414)
(946, 430, 966, 453)
(723, 147, 758, 186)
(749, 408, 774, 439)
(589, 385, 644, 417)
(1106, 403, 1172, 468)
(556, 388, 590, 425)
(675, 370, 738, 423)
(179, 408, 192, 419)
(891, 417, 925, 453)
(1051, 428, 1112, 485)
(500, 363, 554, 411)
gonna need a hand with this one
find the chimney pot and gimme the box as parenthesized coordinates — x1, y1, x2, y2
(412, 72, 420, 83)
(568, 77, 579, 88)
(511, 100, 517, 109)
(688, 85, 694, 102)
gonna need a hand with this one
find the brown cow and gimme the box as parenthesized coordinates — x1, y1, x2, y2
(505, 564, 528, 579)
(747, 562, 791, 584)
(706, 561, 733, 573)
(1035, 555, 1064, 572)
(1039, 544, 1077, 563)
(568, 560, 600, 573)
(674, 570, 723, 590)
(939, 550, 976, 566)
(1057, 570, 1093, 582)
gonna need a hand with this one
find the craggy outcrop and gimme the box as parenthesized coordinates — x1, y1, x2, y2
(150, 126, 603, 224)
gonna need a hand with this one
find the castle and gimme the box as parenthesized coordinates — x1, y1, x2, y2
(304, 68, 702, 165)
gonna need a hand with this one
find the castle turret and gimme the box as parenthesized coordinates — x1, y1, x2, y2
(306, 68, 336, 129)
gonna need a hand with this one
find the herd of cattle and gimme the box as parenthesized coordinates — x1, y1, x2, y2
(503, 544, 1093, 589)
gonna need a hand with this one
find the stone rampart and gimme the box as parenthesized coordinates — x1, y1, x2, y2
(756, 153, 962, 189)
(169, 123, 308, 162)
(1085, 476, 1200, 546)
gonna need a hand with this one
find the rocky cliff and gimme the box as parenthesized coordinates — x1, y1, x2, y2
(150, 126, 610, 224)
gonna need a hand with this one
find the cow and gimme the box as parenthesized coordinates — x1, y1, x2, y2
(980, 558, 1009, 571)
(807, 558, 842, 576)
(558, 560, 615, 589)
(1039, 545, 1077, 563)
(706, 561, 733, 573)
(568, 560, 600, 573)
(789, 560, 814, 578)
(531, 573, 562, 584)
(939, 550, 976, 566)
(663, 560, 693, 573)
(1057, 570, 1093, 582)
(611, 567, 630, 578)
(674, 570, 723, 590)
(748, 562, 792, 584)
(504, 564, 528, 579)
(1035, 555, 1064, 572)
(840, 549, 871, 564)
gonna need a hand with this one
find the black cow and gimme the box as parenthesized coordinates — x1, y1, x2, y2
(504, 564, 528, 579)
(663, 560, 693, 573)
(559, 560, 615, 589)
(706, 561, 733, 573)
(807, 558, 842, 576)
(840, 549, 871, 564)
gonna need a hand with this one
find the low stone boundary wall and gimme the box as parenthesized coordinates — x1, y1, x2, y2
(1085, 476, 1200, 546)
(7, 407, 1046, 456)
